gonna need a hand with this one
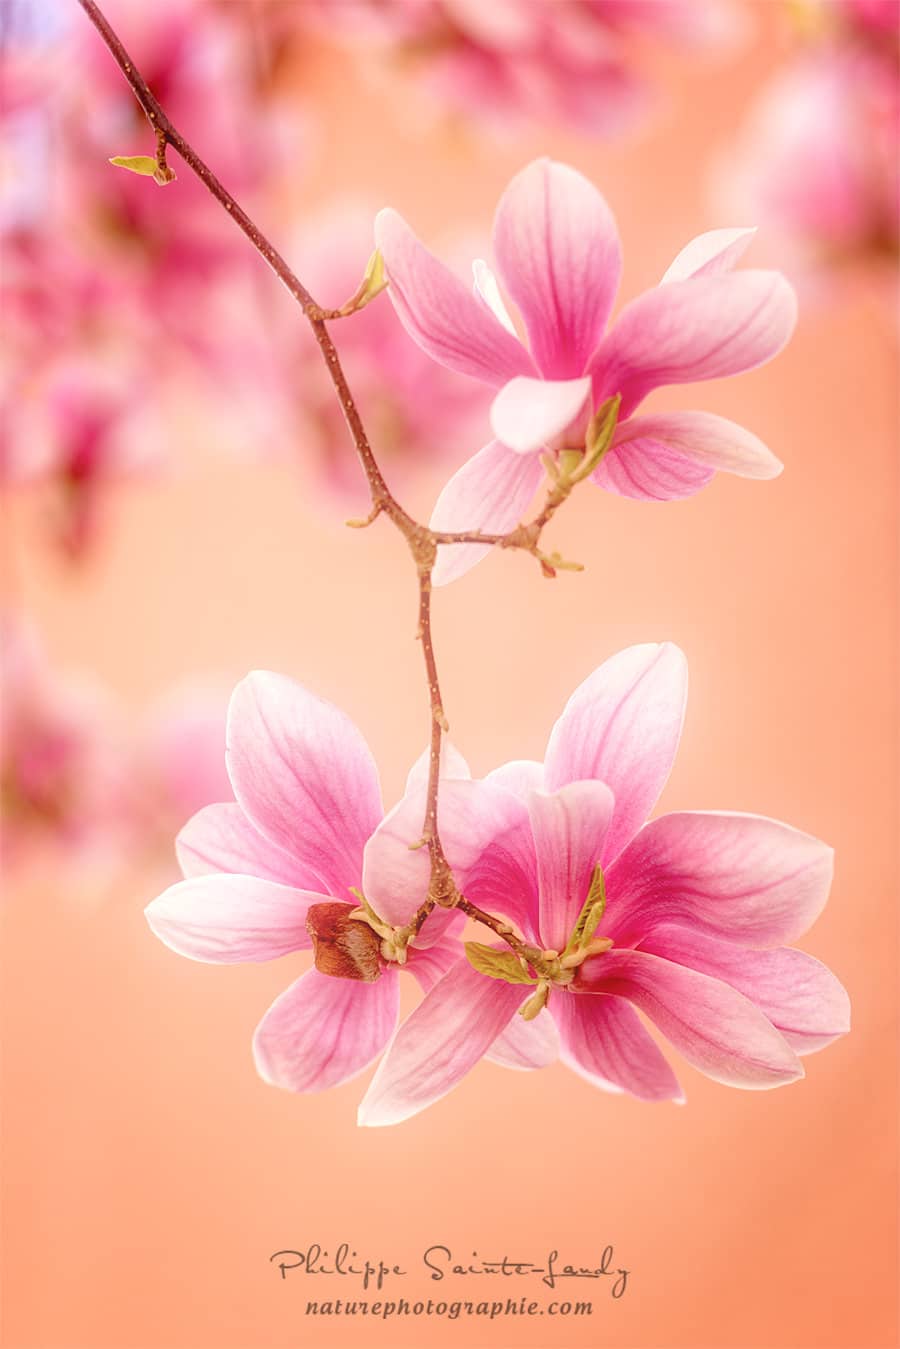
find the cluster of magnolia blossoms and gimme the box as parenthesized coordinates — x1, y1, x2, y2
(296, 0, 743, 137)
(144, 157, 848, 1123)
(146, 646, 849, 1125)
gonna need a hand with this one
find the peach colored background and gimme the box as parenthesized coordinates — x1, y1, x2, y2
(2, 7, 898, 1349)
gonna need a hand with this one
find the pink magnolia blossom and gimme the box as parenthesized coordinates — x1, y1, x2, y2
(0, 232, 159, 553)
(132, 682, 234, 856)
(719, 47, 898, 281)
(837, 0, 899, 40)
(1, 1, 297, 554)
(145, 672, 463, 1092)
(303, 0, 741, 137)
(0, 614, 132, 871)
(376, 159, 796, 585)
(267, 205, 490, 498)
(359, 644, 849, 1126)
(0, 0, 72, 118)
(68, 0, 290, 369)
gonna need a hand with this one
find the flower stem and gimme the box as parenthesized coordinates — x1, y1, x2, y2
(74, 0, 583, 930)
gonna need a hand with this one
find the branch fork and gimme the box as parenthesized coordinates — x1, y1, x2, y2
(76, 0, 595, 968)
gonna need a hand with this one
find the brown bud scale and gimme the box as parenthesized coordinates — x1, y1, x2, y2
(306, 902, 383, 982)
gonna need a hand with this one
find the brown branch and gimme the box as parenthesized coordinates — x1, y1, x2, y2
(456, 898, 554, 976)
(76, 0, 413, 536)
(74, 0, 589, 939)
(430, 476, 579, 577)
(415, 561, 457, 904)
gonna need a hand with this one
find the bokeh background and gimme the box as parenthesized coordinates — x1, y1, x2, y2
(1, 2, 897, 1347)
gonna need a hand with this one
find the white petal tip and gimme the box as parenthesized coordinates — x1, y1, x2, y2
(356, 1102, 402, 1128)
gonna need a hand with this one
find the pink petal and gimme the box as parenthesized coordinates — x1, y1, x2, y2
(363, 779, 535, 935)
(490, 375, 592, 454)
(544, 644, 688, 865)
(553, 990, 684, 1101)
(176, 802, 319, 887)
(598, 411, 782, 499)
(593, 435, 714, 501)
(660, 227, 757, 283)
(431, 439, 544, 587)
(254, 967, 399, 1093)
(487, 1000, 560, 1070)
(472, 259, 518, 336)
(375, 207, 534, 386)
(591, 271, 798, 416)
(145, 874, 320, 963)
(492, 159, 622, 378)
(581, 949, 804, 1089)
(605, 811, 834, 948)
(484, 759, 545, 798)
(527, 781, 615, 952)
(360, 791, 444, 930)
(407, 934, 464, 994)
(226, 672, 382, 901)
(404, 740, 470, 795)
(640, 926, 850, 1055)
(357, 959, 523, 1125)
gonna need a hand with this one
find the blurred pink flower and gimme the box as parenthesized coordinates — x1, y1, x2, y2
(1, 0, 300, 553)
(721, 49, 898, 272)
(305, 0, 742, 137)
(0, 230, 158, 554)
(0, 0, 72, 117)
(377, 158, 795, 584)
(837, 0, 899, 40)
(359, 644, 849, 1126)
(145, 672, 461, 1092)
(267, 205, 490, 498)
(0, 614, 132, 871)
(68, 0, 291, 363)
(717, 8, 898, 286)
(132, 682, 234, 853)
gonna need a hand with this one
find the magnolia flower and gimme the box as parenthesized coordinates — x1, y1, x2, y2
(376, 158, 797, 584)
(718, 48, 898, 282)
(145, 672, 462, 1092)
(359, 644, 849, 1126)
(836, 0, 899, 40)
(131, 682, 235, 861)
(69, 0, 291, 368)
(269, 204, 490, 499)
(0, 613, 132, 871)
(300, 0, 741, 137)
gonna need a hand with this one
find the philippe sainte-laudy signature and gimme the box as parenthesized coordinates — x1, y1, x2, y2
(270, 1243, 629, 1299)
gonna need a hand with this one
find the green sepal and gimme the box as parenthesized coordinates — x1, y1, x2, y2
(359, 248, 387, 304)
(109, 155, 159, 177)
(563, 863, 606, 956)
(465, 942, 536, 985)
(339, 249, 388, 315)
(557, 448, 584, 482)
(348, 886, 388, 933)
(578, 394, 622, 478)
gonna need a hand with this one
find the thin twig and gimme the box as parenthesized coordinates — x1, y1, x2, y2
(74, 0, 585, 928)
(415, 562, 456, 905)
(76, 0, 412, 534)
(457, 898, 553, 975)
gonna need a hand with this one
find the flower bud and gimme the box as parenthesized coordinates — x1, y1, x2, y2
(306, 902, 382, 982)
